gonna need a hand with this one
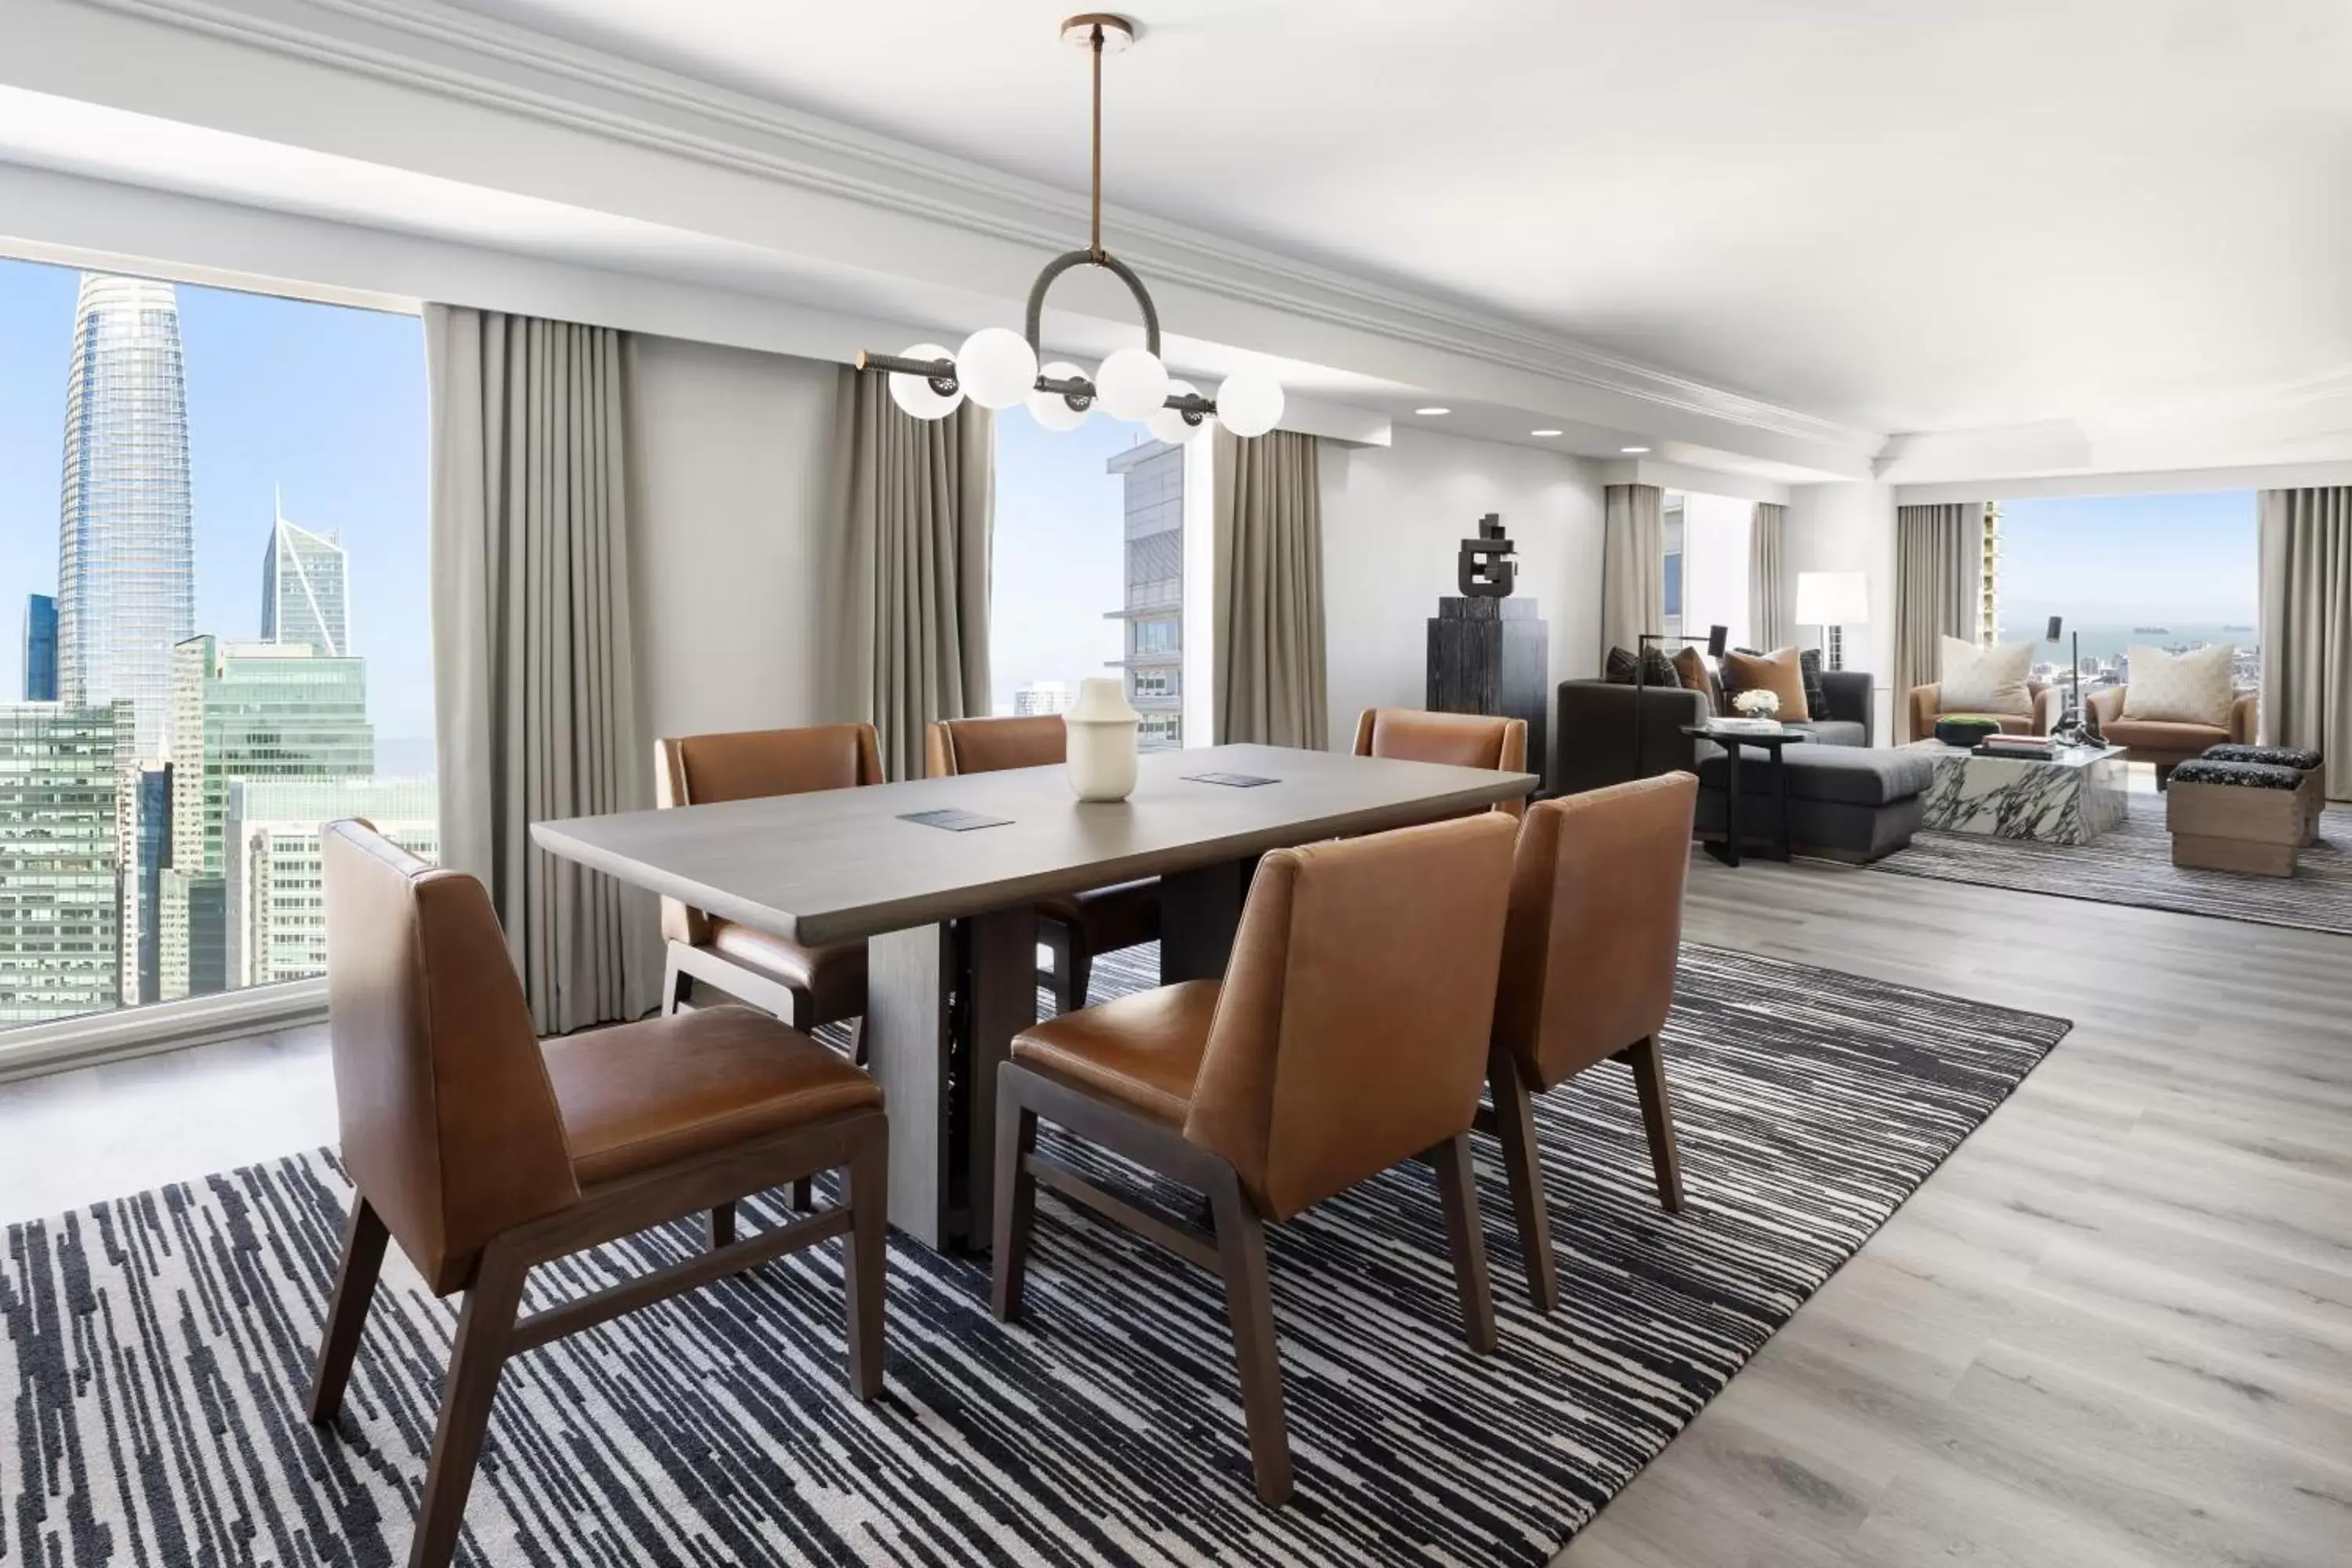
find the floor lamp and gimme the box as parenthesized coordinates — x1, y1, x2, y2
(1633, 624, 1729, 776)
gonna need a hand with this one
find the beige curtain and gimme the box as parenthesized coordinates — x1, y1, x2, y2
(1600, 484, 1664, 658)
(2259, 486, 2352, 800)
(426, 304, 652, 1034)
(829, 367, 994, 780)
(1893, 502, 1984, 740)
(1216, 428, 1327, 748)
(1749, 502, 1788, 649)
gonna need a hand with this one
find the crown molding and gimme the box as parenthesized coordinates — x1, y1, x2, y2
(74, 0, 1881, 456)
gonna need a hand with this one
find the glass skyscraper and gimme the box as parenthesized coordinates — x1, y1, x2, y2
(56, 274, 195, 760)
(225, 776, 435, 988)
(0, 701, 134, 1025)
(260, 506, 350, 656)
(22, 595, 56, 702)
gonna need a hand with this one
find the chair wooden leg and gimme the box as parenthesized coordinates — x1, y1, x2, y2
(707, 1202, 736, 1249)
(1429, 1133, 1499, 1355)
(842, 1121, 888, 1402)
(1627, 1035, 1686, 1212)
(407, 1242, 528, 1568)
(1486, 1047, 1559, 1312)
(789, 1178, 814, 1212)
(1065, 944, 1093, 1014)
(661, 944, 692, 1016)
(308, 1196, 390, 1425)
(989, 1085, 1040, 1321)
(847, 1014, 868, 1068)
(1207, 1163, 1293, 1506)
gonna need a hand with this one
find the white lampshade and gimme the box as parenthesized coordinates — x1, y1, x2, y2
(1094, 347, 1169, 423)
(1795, 570, 1870, 626)
(956, 327, 1038, 410)
(887, 343, 963, 421)
(1146, 379, 1207, 445)
(1027, 361, 1091, 431)
(1214, 369, 1283, 438)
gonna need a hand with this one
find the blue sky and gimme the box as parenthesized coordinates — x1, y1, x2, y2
(0, 255, 432, 750)
(1998, 489, 2256, 632)
(990, 403, 1150, 713)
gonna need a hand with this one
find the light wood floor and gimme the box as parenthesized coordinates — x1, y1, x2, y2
(1, 849, 2346, 1568)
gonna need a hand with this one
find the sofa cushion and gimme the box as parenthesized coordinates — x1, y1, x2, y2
(1606, 644, 1679, 687)
(2103, 718, 2228, 754)
(1939, 635, 2034, 716)
(1720, 646, 1811, 722)
(1670, 644, 1718, 716)
(1789, 719, 1867, 749)
(2123, 643, 2235, 728)
(2170, 758, 2302, 790)
(1697, 745, 1935, 807)
(2204, 743, 2321, 770)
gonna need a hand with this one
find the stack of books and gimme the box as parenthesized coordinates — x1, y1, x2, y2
(1974, 733, 2057, 760)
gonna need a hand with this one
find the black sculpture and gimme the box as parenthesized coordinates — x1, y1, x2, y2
(1457, 513, 1517, 598)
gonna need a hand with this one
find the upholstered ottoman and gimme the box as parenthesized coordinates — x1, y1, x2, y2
(2166, 759, 2305, 877)
(2201, 743, 2324, 847)
(1695, 746, 1933, 863)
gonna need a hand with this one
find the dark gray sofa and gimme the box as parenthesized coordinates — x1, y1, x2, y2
(1552, 668, 1875, 795)
(1693, 746, 1933, 863)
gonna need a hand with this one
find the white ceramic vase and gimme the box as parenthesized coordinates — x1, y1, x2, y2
(1065, 677, 1141, 802)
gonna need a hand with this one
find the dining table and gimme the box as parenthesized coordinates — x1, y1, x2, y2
(531, 741, 1537, 1250)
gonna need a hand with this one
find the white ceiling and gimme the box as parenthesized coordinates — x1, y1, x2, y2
(450, 0, 2352, 437)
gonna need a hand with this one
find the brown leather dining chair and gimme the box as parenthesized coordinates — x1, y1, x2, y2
(655, 723, 882, 1044)
(927, 713, 1160, 1013)
(307, 821, 888, 1568)
(1352, 707, 1530, 817)
(989, 812, 1519, 1504)
(1486, 772, 1697, 1312)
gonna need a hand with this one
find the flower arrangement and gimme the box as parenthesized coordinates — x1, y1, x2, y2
(1731, 688, 1780, 720)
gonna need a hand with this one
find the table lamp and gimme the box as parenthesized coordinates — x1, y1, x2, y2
(1795, 572, 1869, 670)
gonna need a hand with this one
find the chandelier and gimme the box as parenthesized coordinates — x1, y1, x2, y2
(858, 13, 1283, 443)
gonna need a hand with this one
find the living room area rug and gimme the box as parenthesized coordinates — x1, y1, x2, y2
(1870, 793, 2352, 936)
(0, 946, 2070, 1567)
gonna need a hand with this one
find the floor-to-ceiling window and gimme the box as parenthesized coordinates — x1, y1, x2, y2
(991, 409, 1188, 749)
(1995, 491, 2259, 702)
(0, 255, 431, 1034)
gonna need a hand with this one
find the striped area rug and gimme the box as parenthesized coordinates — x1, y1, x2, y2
(1871, 793, 2352, 935)
(0, 946, 2067, 1566)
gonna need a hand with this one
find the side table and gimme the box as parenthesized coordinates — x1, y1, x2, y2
(1682, 724, 1809, 866)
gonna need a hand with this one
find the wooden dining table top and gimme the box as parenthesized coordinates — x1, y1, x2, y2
(531, 742, 1536, 946)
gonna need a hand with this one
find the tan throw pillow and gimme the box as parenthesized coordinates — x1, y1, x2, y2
(2122, 643, 2234, 728)
(1938, 635, 2034, 717)
(1670, 644, 1717, 717)
(1719, 646, 1809, 722)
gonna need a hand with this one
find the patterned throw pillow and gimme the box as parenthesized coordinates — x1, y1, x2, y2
(2122, 644, 2235, 729)
(1797, 647, 1830, 719)
(1938, 635, 2034, 716)
(1605, 645, 1638, 684)
(1604, 646, 1679, 686)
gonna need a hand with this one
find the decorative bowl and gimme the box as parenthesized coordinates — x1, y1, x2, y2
(1934, 717, 2002, 750)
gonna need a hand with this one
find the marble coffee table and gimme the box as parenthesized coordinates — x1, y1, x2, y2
(1903, 740, 2129, 845)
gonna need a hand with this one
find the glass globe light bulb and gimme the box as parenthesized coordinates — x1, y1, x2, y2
(1026, 361, 1091, 432)
(1094, 347, 1170, 423)
(1214, 369, 1284, 438)
(956, 327, 1039, 410)
(887, 343, 962, 420)
(1146, 379, 1207, 445)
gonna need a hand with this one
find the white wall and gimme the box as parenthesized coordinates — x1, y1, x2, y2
(1679, 491, 1754, 651)
(1318, 426, 1606, 779)
(1786, 480, 1897, 742)
(624, 334, 840, 744)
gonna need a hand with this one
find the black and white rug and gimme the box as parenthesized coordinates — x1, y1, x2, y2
(0, 946, 2069, 1566)
(1871, 793, 2352, 936)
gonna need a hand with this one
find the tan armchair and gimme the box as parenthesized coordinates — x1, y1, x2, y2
(2086, 687, 2258, 785)
(989, 812, 1519, 1504)
(1907, 681, 2057, 742)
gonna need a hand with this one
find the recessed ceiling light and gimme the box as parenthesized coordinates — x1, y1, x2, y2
(1621, 445, 1651, 454)
(1531, 429, 1563, 437)
(1414, 406, 1451, 416)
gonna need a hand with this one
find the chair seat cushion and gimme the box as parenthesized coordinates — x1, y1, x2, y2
(708, 920, 866, 1024)
(1697, 746, 1935, 806)
(1010, 978, 1220, 1126)
(545, 1004, 880, 1186)
(2170, 759, 2303, 790)
(1036, 877, 1162, 953)
(2204, 743, 2321, 770)
(2101, 719, 2228, 753)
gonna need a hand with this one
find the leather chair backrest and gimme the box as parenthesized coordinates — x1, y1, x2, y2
(1185, 812, 1517, 1221)
(1493, 774, 1697, 1094)
(654, 723, 884, 943)
(1352, 707, 1529, 817)
(926, 714, 1067, 778)
(321, 820, 578, 1296)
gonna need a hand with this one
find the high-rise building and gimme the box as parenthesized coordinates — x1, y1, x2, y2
(1103, 438, 1185, 750)
(226, 777, 435, 988)
(23, 595, 57, 702)
(56, 275, 194, 759)
(0, 701, 134, 1025)
(260, 502, 350, 656)
(119, 761, 171, 1007)
(161, 636, 372, 998)
(1014, 681, 1073, 716)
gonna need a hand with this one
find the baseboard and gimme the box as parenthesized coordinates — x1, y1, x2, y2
(0, 980, 328, 1086)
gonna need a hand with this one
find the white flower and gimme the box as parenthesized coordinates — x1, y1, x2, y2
(1732, 688, 1780, 718)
